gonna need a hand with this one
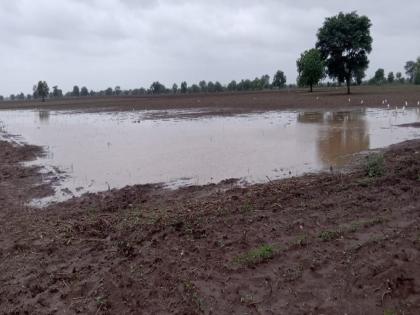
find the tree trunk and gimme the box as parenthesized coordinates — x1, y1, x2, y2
(310, 84, 313, 93)
(346, 78, 351, 94)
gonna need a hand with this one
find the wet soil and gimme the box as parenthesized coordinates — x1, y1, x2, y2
(1, 135, 420, 314)
(398, 122, 420, 128)
(1, 85, 420, 115)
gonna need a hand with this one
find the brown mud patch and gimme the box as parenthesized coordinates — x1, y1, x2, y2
(1, 137, 420, 314)
(398, 122, 420, 128)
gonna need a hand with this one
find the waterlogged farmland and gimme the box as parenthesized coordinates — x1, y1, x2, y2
(0, 107, 419, 203)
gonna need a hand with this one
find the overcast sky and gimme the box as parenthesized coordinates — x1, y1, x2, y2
(1, 0, 419, 96)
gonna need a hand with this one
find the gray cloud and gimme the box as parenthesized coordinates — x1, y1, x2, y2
(1, 0, 419, 95)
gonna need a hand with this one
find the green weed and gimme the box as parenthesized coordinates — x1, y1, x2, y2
(234, 244, 275, 266)
(319, 229, 341, 241)
(365, 153, 385, 177)
(240, 200, 254, 214)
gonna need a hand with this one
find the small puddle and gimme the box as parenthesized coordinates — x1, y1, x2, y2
(0, 107, 419, 205)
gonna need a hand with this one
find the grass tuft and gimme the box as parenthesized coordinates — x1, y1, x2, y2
(365, 153, 385, 177)
(319, 229, 341, 241)
(234, 244, 275, 266)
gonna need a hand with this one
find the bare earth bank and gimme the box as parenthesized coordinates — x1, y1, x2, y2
(1, 134, 420, 314)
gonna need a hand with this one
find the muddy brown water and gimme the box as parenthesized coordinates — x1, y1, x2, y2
(0, 107, 419, 205)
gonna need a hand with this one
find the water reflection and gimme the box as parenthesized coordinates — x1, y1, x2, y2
(297, 111, 324, 124)
(38, 111, 50, 124)
(298, 110, 370, 166)
(321, 111, 368, 166)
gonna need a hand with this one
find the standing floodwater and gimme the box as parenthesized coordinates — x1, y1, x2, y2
(0, 107, 419, 203)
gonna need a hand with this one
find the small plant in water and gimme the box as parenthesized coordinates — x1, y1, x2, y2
(365, 153, 385, 177)
(235, 244, 275, 266)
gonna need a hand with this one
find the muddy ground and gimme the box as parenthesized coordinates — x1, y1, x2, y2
(1, 85, 420, 115)
(1, 131, 420, 314)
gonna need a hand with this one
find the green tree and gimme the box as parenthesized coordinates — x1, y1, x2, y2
(0, 95, 4, 101)
(115, 86, 121, 96)
(371, 68, 386, 85)
(214, 81, 223, 92)
(316, 12, 372, 94)
(172, 83, 178, 94)
(387, 72, 394, 83)
(150, 81, 165, 94)
(354, 68, 365, 85)
(252, 77, 262, 90)
(180, 81, 188, 94)
(207, 81, 215, 92)
(191, 84, 200, 93)
(242, 79, 252, 91)
(105, 87, 113, 96)
(52, 85, 63, 98)
(199, 80, 207, 92)
(34, 81, 49, 102)
(296, 48, 325, 92)
(80, 86, 89, 96)
(396, 72, 403, 83)
(272, 70, 287, 88)
(227, 80, 237, 91)
(72, 85, 80, 97)
(415, 57, 420, 85)
(261, 75, 271, 89)
(405, 60, 416, 83)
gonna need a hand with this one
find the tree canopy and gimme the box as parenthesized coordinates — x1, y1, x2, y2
(387, 72, 394, 83)
(405, 61, 416, 83)
(272, 70, 286, 89)
(180, 81, 188, 94)
(296, 49, 325, 92)
(80, 86, 89, 96)
(34, 81, 49, 102)
(316, 11, 372, 94)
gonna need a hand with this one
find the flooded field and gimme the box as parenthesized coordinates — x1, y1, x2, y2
(0, 107, 419, 203)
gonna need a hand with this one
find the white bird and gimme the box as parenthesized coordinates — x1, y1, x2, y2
(382, 100, 385, 105)
(405, 101, 408, 106)
(402, 105, 406, 112)
(360, 100, 364, 105)
(387, 104, 390, 109)
(348, 98, 351, 103)
(417, 101, 420, 106)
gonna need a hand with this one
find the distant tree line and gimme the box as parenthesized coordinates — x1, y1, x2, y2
(367, 58, 420, 85)
(1, 70, 288, 101)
